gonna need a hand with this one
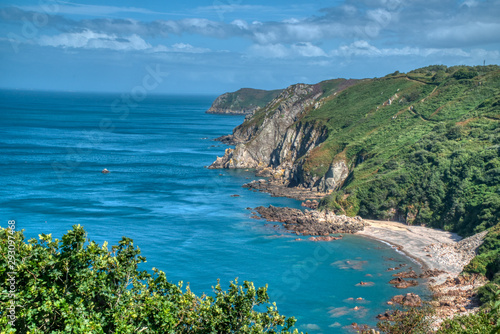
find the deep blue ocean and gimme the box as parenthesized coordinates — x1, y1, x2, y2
(0, 90, 428, 333)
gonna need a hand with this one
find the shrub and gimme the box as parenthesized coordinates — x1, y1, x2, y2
(0, 226, 301, 333)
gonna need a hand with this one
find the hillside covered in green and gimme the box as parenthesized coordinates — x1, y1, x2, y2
(206, 88, 283, 115)
(212, 65, 500, 289)
(300, 65, 500, 237)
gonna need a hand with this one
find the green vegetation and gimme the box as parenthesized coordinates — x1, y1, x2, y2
(306, 65, 500, 285)
(0, 226, 300, 334)
(306, 65, 500, 237)
(363, 289, 500, 334)
(464, 223, 500, 304)
(215, 88, 283, 112)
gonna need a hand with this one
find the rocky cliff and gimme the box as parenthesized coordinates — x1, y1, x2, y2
(209, 79, 357, 193)
(206, 88, 283, 115)
(209, 65, 500, 237)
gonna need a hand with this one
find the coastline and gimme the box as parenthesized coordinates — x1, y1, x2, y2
(354, 219, 489, 327)
(357, 220, 462, 284)
(244, 179, 487, 285)
(357, 220, 488, 284)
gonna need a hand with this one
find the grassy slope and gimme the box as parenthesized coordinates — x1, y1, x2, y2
(216, 88, 283, 111)
(293, 66, 500, 236)
(302, 65, 499, 288)
(236, 78, 354, 137)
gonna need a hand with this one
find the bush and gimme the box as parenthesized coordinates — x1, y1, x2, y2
(453, 68, 478, 80)
(0, 226, 301, 333)
(464, 223, 500, 284)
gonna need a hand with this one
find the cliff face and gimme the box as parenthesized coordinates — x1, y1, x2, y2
(209, 82, 351, 192)
(206, 88, 283, 115)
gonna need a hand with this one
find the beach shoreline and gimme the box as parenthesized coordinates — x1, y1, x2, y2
(356, 220, 488, 285)
(353, 219, 489, 327)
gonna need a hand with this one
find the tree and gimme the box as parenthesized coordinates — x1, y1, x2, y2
(453, 68, 478, 80)
(0, 226, 301, 333)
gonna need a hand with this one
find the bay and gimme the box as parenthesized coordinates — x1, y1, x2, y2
(0, 90, 428, 333)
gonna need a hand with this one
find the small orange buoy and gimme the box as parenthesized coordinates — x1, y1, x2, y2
(102, 168, 110, 174)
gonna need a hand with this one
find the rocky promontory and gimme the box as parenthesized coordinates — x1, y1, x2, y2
(206, 88, 283, 115)
(253, 205, 366, 235)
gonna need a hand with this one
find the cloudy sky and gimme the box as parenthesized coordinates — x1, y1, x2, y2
(1, 0, 499, 94)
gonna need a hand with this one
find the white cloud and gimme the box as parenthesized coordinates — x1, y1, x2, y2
(292, 42, 327, 57)
(38, 30, 212, 54)
(285, 23, 324, 41)
(231, 19, 249, 30)
(366, 8, 393, 26)
(249, 42, 327, 58)
(331, 40, 500, 60)
(460, 0, 479, 8)
(428, 22, 500, 46)
(38, 30, 151, 50)
(16, 2, 176, 17)
(249, 43, 289, 58)
(334, 40, 381, 56)
(152, 43, 211, 54)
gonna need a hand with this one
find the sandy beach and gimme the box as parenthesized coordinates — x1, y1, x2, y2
(357, 220, 487, 285)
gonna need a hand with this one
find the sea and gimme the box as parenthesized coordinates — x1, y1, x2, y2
(0, 90, 429, 333)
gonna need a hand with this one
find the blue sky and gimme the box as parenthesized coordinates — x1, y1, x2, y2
(0, 0, 499, 94)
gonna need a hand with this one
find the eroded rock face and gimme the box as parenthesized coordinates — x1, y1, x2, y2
(321, 160, 350, 192)
(208, 83, 349, 191)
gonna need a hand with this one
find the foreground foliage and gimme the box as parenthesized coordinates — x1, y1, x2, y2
(0, 226, 300, 333)
(366, 288, 500, 334)
(464, 223, 500, 304)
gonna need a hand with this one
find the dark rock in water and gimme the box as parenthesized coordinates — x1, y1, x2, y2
(253, 205, 366, 235)
(356, 281, 374, 286)
(376, 310, 404, 321)
(390, 293, 422, 307)
(308, 236, 342, 242)
(392, 269, 418, 278)
(213, 135, 237, 145)
(230, 194, 240, 197)
(387, 263, 407, 271)
(389, 277, 419, 289)
(376, 311, 393, 321)
(102, 168, 110, 174)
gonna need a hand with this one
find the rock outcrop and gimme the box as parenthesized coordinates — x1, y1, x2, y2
(252, 205, 366, 235)
(206, 88, 283, 115)
(390, 293, 422, 307)
(209, 81, 357, 193)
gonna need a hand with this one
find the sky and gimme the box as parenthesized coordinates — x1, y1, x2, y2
(0, 0, 499, 94)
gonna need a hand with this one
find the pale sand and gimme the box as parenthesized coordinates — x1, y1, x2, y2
(357, 220, 463, 284)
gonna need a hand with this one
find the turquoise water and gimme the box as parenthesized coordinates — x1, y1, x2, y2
(0, 90, 428, 333)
